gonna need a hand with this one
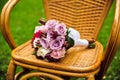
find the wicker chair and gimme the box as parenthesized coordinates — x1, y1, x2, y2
(1, 0, 120, 80)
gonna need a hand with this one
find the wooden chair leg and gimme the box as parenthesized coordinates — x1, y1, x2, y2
(87, 75, 95, 80)
(6, 60, 16, 80)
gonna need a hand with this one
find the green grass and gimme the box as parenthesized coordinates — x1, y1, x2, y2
(0, 0, 7, 12)
(0, 0, 120, 80)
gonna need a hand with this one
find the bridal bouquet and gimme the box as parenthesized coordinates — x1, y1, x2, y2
(32, 19, 95, 62)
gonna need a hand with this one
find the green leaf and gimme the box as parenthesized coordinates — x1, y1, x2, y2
(66, 36, 74, 49)
(88, 43, 96, 49)
(66, 29, 71, 36)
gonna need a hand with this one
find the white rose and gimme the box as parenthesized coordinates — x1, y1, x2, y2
(37, 47, 51, 57)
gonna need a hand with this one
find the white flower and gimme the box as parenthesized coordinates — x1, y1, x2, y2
(36, 47, 51, 57)
(33, 38, 40, 48)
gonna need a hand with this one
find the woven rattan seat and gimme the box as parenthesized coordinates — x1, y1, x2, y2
(1, 0, 120, 80)
(12, 41, 103, 72)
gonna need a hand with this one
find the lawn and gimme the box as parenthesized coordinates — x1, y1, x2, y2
(0, 0, 120, 80)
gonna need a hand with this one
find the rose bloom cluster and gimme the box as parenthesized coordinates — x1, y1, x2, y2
(32, 20, 69, 62)
(32, 19, 95, 62)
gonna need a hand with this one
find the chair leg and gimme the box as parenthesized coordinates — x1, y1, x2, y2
(6, 60, 16, 80)
(87, 75, 95, 80)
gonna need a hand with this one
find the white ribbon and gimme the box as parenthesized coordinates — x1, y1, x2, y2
(68, 28, 89, 47)
(75, 39, 89, 46)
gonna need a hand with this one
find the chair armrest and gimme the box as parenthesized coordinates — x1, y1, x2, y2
(96, 0, 120, 79)
(103, 0, 120, 71)
(0, 0, 19, 50)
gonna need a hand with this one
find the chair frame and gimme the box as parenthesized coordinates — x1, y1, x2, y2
(1, 0, 120, 80)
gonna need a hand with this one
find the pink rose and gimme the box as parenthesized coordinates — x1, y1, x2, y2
(50, 47, 66, 59)
(40, 37, 49, 49)
(50, 38, 63, 50)
(34, 26, 48, 33)
(39, 25, 48, 33)
(45, 20, 58, 30)
(55, 23, 67, 35)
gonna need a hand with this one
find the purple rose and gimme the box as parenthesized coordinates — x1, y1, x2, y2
(55, 23, 67, 35)
(40, 37, 49, 49)
(47, 30, 58, 40)
(56, 36, 65, 45)
(45, 20, 58, 30)
(50, 38, 63, 50)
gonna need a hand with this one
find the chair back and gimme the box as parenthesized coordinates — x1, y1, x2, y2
(43, 0, 113, 40)
(0, 0, 113, 49)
